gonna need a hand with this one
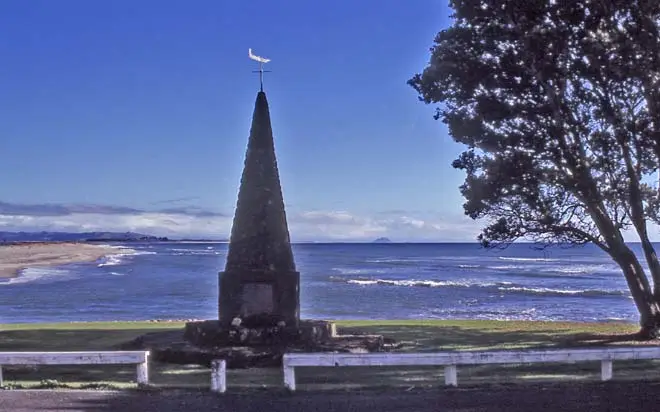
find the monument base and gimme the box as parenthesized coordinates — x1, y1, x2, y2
(183, 319, 334, 347)
(119, 320, 392, 369)
(218, 269, 300, 330)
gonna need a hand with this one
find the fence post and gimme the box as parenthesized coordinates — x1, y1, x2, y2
(211, 360, 227, 393)
(444, 365, 458, 386)
(601, 360, 613, 381)
(283, 357, 296, 391)
(136, 352, 150, 385)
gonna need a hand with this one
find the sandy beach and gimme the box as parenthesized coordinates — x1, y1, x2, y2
(0, 242, 124, 278)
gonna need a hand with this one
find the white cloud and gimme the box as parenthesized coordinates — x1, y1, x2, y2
(0, 212, 227, 238)
(0, 204, 483, 242)
(288, 210, 481, 242)
(9, 200, 660, 243)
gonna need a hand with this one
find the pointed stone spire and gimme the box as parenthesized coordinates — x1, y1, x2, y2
(225, 91, 296, 273)
(218, 91, 300, 329)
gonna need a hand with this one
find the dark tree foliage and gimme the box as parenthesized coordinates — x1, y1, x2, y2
(410, 0, 660, 337)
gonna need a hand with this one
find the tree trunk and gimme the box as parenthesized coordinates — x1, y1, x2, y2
(627, 213, 660, 297)
(610, 243, 660, 339)
(638, 237, 660, 298)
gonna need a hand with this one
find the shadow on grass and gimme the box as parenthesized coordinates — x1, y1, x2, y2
(0, 328, 170, 352)
(9, 381, 660, 412)
(340, 325, 646, 353)
(0, 323, 645, 354)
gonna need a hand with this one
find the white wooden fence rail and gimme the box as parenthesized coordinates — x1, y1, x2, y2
(0, 351, 150, 386)
(282, 347, 660, 391)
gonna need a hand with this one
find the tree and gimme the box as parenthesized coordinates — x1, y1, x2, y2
(409, 0, 660, 338)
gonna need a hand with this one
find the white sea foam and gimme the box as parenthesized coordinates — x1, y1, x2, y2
(1, 246, 152, 285)
(488, 263, 620, 277)
(168, 248, 222, 256)
(333, 276, 512, 289)
(489, 265, 526, 270)
(174, 251, 222, 256)
(365, 258, 416, 264)
(97, 244, 130, 250)
(550, 266, 591, 274)
(498, 257, 560, 262)
(365, 257, 402, 263)
(332, 275, 627, 297)
(333, 268, 386, 275)
(497, 285, 626, 297)
(98, 255, 124, 267)
(97, 249, 156, 267)
(174, 241, 228, 244)
(2, 267, 74, 285)
(347, 279, 379, 285)
(546, 264, 620, 275)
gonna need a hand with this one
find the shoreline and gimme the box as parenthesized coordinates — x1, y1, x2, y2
(0, 318, 640, 327)
(0, 242, 126, 279)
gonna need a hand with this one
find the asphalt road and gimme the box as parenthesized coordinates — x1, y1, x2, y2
(1, 381, 658, 412)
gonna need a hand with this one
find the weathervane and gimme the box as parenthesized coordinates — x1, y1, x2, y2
(248, 48, 271, 92)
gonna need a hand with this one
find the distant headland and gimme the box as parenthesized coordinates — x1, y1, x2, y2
(0, 231, 225, 244)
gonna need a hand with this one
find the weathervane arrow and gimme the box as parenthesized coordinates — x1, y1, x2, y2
(248, 48, 271, 92)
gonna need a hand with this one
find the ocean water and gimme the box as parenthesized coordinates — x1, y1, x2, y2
(0, 242, 646, 324)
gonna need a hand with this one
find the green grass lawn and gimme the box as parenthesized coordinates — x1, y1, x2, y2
(1, 320, 658, 391)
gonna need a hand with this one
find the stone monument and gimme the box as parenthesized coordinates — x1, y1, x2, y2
(119, 51, 388, 367)
(218, 90, 300, 331)
(181, 88, 332, 349)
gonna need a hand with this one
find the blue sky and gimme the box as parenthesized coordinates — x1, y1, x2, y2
(0, 0, 483, 241)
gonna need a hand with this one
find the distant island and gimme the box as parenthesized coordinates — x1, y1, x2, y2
(372, 237, 392, 243)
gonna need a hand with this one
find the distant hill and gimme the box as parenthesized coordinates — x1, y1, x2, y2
(372, 237, 392, 243)
(0, 231, 168, 243)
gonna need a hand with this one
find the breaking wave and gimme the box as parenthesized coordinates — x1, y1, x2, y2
(497, 285, 627, 297)
(498, 257, 560, 262)
(488, 263, 620, 277)
(2, 267, 75, 285)
(97, 249, 156, 267)
(330, 276, 510, 289)
(331, 276, 627, 297)
(333, 268, 387, 275)
(167, 248, 223, 256)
